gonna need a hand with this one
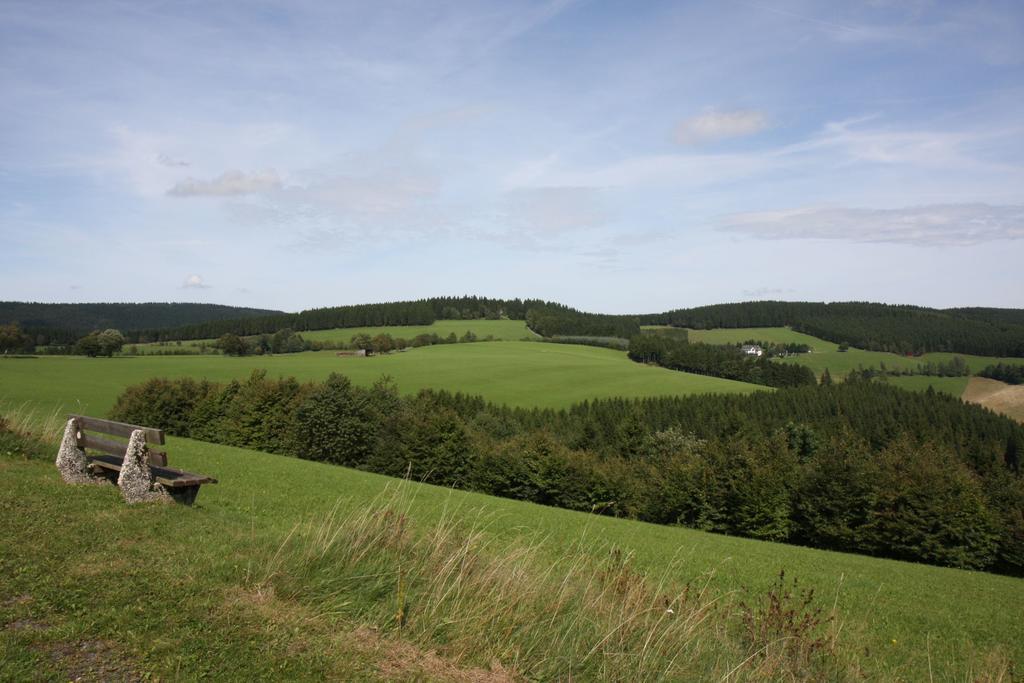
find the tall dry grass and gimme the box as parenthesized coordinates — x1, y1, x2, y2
(1, 403, 65, 441)
(256, 484, 846, 681)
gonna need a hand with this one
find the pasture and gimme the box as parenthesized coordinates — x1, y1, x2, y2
(883, 375, 970, 396)
(679, 326, 839, 352)
(668, 325, 1024, 383)
(130, 319, 534, 353)
(0, 342, 762, 417)
(1, 426, 1020, 680)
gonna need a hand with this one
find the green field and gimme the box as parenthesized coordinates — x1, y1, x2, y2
(130, 319, 534, 354)
(301, 319, 534, 343)
(883, 375, 971, 396)
(780, 347, 1024, 378)
(663, 326, 1024, 382)
(2, 427, 1020, 679)
(1, 342, 761, 416)
(677, 326, 839, 352)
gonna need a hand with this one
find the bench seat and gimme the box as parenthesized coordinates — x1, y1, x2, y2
(87, 454, 218, 487)
(87, 453, 217, 505)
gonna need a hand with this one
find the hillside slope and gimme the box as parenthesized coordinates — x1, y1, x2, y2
(1, 429, 1020, 680)
(0, 302, 282, 339)
(0, 342, 763, 414)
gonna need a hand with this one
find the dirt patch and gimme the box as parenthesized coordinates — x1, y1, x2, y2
(963, 377, 1024, 423)
(1, 593, 33, 607)
(225, 587, 517, 682)
(5, 617, 49, 632)
(39, 639, 141, 683)
(353, 626, 518, 683)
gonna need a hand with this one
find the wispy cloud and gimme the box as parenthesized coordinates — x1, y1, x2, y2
(168, 170, 283, 197)
(156, 153, 190, 168)
(719, 203, 1024, 246)
(741, 286, 795, 298)
(673, 109, 769, 145)
(182, 274, 211, 289)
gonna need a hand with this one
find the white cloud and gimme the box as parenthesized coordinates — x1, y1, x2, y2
(719, 203, 1024, 246)
(156, 153, 190, 167)
(168, 170, 282, 197)
(673, 109, 769, 145)
(182, 274, 210, 289)
(741, 286, 794, 298)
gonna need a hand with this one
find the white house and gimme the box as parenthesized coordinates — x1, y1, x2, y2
(740, 344, 764, 357)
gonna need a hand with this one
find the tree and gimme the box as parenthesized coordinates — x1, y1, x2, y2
(96, 329, 125, 356)
(216, 333, 249, 356)
(0, 323, 32, 354)
(820, 368, 833, 386)
(370, 334, 394, 354)
(271, 328, 304, 354)
(74, 333, 102, 357)
(292, 373, 375, 466)
(74, 329, 123, 357)
(838, 341, 850, 352)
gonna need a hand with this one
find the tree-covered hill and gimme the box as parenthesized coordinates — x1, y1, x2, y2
(639, 301, 1024, 357)
(123, 297, 641, 344)
(0, 302, 283, 344)
(11, 297, 1024, 357)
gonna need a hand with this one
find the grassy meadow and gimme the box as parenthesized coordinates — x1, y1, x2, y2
(131, 319, 534, 353)
(3, 328, 1024, 678)
(0, 342, 762, 416)
(2, 422, 1021, 680)
(882, 375, 971, 396)
(677, 326, 839, 352)
(662, 325, 1024, 387)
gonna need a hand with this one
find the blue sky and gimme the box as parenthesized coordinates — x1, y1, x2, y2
(1, 0, 1022, 313)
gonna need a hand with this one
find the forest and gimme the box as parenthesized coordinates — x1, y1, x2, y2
(8, 297, 1024, 358)
(627, 334, 817, 387)
(980, 363, 1024, 385)
(111, 373, 1024, 576)
(638, 301, 1024, 357)
(0, 302, 282, 345)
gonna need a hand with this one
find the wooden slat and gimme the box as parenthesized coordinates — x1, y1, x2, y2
(86, 454, 217, 488)
(79, 433, 167, 466)
(88, 457, 122, 472)
(69, 414, 164, 444)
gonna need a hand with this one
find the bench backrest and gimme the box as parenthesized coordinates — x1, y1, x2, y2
(68, 414, 168, 467)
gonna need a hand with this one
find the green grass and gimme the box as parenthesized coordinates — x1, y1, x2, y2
(130, 319, 535, 353)
(676, 326, 839, 352)
(883, 375, 971, 396)
(301, 319, 534, 343)
(661, 326, 1024, 383)
(1, 425, 1019, 680)
(780, 348, 1024, 379)
(0, 342, 762, 416)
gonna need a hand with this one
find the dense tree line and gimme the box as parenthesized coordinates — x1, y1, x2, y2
(628, 334, 817, 388)
(131, 297, 639, 343)
(979, 363, 1024, 385)
(14, 297, 1024, 357)
(128, 297, 528, 342)
(0, 302, 281, 345)
(111, 374, 1024, 575)
(638, 301, 1024, 357)
(525, 302, 641, 338)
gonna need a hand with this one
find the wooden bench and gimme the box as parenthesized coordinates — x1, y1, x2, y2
(69, 414, 217, 505)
